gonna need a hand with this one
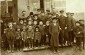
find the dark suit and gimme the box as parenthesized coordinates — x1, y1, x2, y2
(59, 15, 67, 45)
(49, 23, 60, 47)
(66, 17, 75, 45)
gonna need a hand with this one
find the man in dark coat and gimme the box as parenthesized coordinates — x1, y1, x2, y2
(66, 12, 76, 46)
(49, 17, 60, 53)
(58, 10, 67, 46)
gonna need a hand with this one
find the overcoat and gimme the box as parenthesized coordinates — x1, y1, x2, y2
(66, 17, 75, 32)
(49, 23, 60, 47)
(6, 28, 16, 41)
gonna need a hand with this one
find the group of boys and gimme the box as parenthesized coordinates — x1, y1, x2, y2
(1, 9, 84, 53)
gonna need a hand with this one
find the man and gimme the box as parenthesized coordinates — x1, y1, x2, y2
(58, 10, 67, 46)
(66, 12, 75, 46)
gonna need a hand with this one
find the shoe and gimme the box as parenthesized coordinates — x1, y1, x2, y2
(53, 50, 56, 54)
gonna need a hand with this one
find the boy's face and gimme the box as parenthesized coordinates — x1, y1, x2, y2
(34, 16, 38, 20)
(46, 21, 50, 25)
(28, 21, 32, 25)
(80, 21, 84, 24)
(66, 14, 71, 17)
(36, 28, 39, 31)
(76, 23, 80, 26)
(53, 19, 57, 23)
(28, 26, 32, 30)
(4, 30, 6, 33)
(17, 28, 20, 31)
(34, 21, 37, 25)
(39, 21, 43, 25)
(41, 13, 45, 16)
(8, 23, 13, 28)
(20, 20, 23, 24)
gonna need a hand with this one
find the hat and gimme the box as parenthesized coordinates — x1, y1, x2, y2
(52, 17, 58, 20)
(66, 12, 70, 15)
(60, 10, 64, 13)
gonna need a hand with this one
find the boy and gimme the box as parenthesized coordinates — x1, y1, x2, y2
(33, 21, 38, 29)
(74, 22, 84, 51)
(27, 25, 34, 48)
(21, 25, 27, 50)
(34, 27, 41, 47)
(49, 17, 60, 53)
(15, 27, 21, 51)
(38, 21, 45, 46)
(6, 22, 16, 52)
(45, 21, 51, 46)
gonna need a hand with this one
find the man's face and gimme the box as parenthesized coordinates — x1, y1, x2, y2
(22, 11, 26, 16)
(66, 14, 70, 17)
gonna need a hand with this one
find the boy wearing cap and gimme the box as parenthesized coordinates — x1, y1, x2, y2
(6, 22, 16, 52)
(74, 22, 84, 51)
(49, 17, 60, 53)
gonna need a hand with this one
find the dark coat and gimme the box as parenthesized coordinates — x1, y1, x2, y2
(49, 23, 60, 47)
(21, 31, 27, 40)
(38, 25, 45, 36)
(16, 31, 21, 39)
(59, 15, 66, 29)
(66, 17, 75, 32)
(34, 31, 41, 41)
(6, 28, 16, 41)
(27, 29, 34, 39)
(74, 25, 84, 37)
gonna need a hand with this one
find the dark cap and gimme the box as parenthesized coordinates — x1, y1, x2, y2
(60, 10, 64, 13)
(66, 12, 70, 15)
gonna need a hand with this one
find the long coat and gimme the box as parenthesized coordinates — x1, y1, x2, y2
(59, 15, 66, 29)
(38, 25, 45, 36)
(6, 28, 16, 41)
(49, 23, 60, 47)
(74, 25, 84, 38)
(66, 17, 75, 32)
(34, 31, 41, 42)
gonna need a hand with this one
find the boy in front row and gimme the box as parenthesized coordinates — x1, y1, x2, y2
(6, 22, 16, 52)
(74, 22, 84, 51)
(49, 17, 60, 53)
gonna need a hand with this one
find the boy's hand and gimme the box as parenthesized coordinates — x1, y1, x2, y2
(59, 28, 62, 30)
(78, 32, 80, 34)
(46, 35, 48, 37)
(65, 27, 67, 29)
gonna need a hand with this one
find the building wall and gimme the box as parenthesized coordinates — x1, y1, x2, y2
(18, 0, 40, 17)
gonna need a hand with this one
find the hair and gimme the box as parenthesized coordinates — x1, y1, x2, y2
(29, 12, 34, 15)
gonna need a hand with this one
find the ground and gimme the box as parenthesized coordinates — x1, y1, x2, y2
(1, 46, 84, 55)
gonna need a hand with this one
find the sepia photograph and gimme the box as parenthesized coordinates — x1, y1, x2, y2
(0, 0, 85, 55)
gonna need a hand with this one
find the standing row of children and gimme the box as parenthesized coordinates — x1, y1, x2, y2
(1, 9, 84, 53)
